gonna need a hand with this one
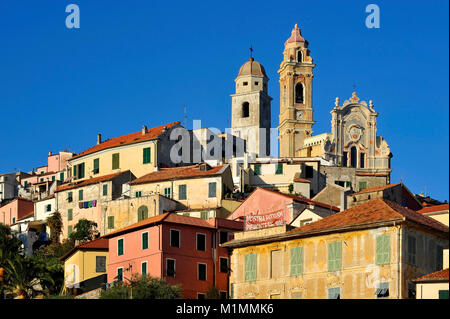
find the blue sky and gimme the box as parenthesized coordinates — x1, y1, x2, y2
(0, 0, 448, 201)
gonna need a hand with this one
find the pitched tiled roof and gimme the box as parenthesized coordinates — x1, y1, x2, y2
(353, 183, 402, 195)
(55, 171, 131, 193)
(412, 268, 449, 282)
(129, 164, 227, 185)
(285, 24, 305, 44)
(418, 204, 449, 214)
(259, 188, 340, 212)
(288, 198, 449, 236)
(60, 238, 109, 261)
(102, 212, 215, 238)
(71, 122, 180, 160)
(293, 178, 311, 183)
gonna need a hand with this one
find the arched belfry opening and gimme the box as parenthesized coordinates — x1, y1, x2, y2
(350, 146, 357, 168)
(297, 51, 302, 62)
(242, 102, 249, 118)
(295, 83, 304, 104)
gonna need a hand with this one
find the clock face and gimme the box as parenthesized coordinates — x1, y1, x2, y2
(296, 110, 304, 120)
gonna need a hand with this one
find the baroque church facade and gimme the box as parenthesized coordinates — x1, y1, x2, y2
(230, 24, 392, 183)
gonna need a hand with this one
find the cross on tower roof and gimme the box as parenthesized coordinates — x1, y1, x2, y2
(250, 45, 253, 58)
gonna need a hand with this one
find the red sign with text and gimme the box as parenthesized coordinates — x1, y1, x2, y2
(245, 209, 285, 231)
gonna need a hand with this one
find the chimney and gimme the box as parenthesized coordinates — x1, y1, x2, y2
(97, 133, 102, 145)
(162, 126, 167, 133)
(142, 125, 148, 135)
(48, 151, 52, 156)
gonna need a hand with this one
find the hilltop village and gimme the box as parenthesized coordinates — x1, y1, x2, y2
(0, 25, 448, 299)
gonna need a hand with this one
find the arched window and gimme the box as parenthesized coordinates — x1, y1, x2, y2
(350, 146, 357, 168)
(137, 205, 149, 222)
(295, 83, 304, 104)
(297, 51, 302, 62)
(242, 102, 249, 118)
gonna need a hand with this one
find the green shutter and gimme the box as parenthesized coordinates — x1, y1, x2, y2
(142, 232, 149, 250)
(179, 184, 187, 200)
(93, 158, 99, 174)
(142, 262, 147, 275)
(73, 165, 77, 179)
(329, 241, 342, 271)
(276, 163, 283, 174)
(112, 153, 120, 169)
(118, 239, 124, 256)
(79, 190, 83, 201)
(52, 176, 55, 181)
(290, 246, 303, 276)
(208, 182, 216, 198)
(143, 147, 151, 164)
(68, 209, 73, 221)
(117, 268, 123, 281)
(254, 164, 261, 175)
(68, 225, 73, 235)
(60, 172, 64, 181)
(335, 241, 342, 270)
(80, 163, 85, 178)
(103, 184, 108, 196)
(439, 290, 449, 299)
(108, 216, 114, 229)
(245, 253, 257, 282)
(359, 181, 367, 191)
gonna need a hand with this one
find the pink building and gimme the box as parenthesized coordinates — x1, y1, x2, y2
(103, 213, 242, 299)
(0, 197, 34, 226)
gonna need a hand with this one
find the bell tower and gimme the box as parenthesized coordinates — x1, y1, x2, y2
(278, 24, 315, 157)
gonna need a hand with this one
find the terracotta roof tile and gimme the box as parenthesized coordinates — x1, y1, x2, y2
(60, 238, 109, 261)
(71, 122, 180, 160)
(102, 212, 216, 238)
(413, 268, 449, 282)
(353, 183, 402, 195)
(130, 164, 227, 185)
(287, 198, 449, 236)
(418, 204, 449, 214)
(293, 178, 311, 183)
(55, 171, 131, 193)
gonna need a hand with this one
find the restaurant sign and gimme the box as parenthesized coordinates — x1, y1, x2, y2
(244, 209, 285, 231)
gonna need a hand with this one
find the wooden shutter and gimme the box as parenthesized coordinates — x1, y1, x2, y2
(179, 184, 186, 200)
(376, 235, 383, 265)
(142, 232, 149, 249)
(335, 241, 342, 270)
(143, 148, 151, 164)
(108, 216, 114, 229)
(118, 239, 124, 256)
(276, 163, 283, 174)
(112, 153, 119, 169)
(93, 159, 99, 174)
(328, 242, 335, 271)
(142, 262, 147, 275)
(208, 182, 216, 197)
(291, 247, 303, 276)
(68, 209, 73, 221)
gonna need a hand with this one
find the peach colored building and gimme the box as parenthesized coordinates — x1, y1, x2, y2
(103, 213, 242, 299)
(0, 197, 34, 226)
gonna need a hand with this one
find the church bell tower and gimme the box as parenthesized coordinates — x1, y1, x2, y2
(278, 24, 315, 157)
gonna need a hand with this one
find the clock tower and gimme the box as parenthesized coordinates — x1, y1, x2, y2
(278, 24, 315, 157)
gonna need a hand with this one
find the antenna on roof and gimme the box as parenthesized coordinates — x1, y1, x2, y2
(183, 104, 187, 128)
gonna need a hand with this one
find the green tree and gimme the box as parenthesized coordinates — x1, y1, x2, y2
(46, 211, 63, 243)
(205, 286, 220, 299)
(69, 219, 99, 243)
(100, 274, 182, 299)
(288, 183, 294, 194)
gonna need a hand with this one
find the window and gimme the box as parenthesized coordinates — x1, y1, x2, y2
(198, 263, 207, 281)
(328, 287, 341, 299)
(408, 236, 416, 265)
(52, 176, 55, 181)
(118, 238, 124, 256)
(68, 225, 73, 235)
(328, 241, 342, 271)
(68, 192, 73, 203)
(12, 217, 16, 224)
(78, 190, 83, 201)
(68, 209, 73, 221)
(46, 204, 51, 212)
(143, 147, 151, 164)
(166, 259, 175, 277)
(295, 82, 304, 104)
(40, 178, 44, 182)
(200, 211, 209, 220)
(270, 250, 282, 278)
(376, 282, 389, 298)
(350, 147, 357, 168)
(243, 81, 248, 86)
(74, 163, 85, 179)
(178, 184, 187, 200)
(93, 158, 99, 174)
(208, 182, 216, 198)
(135, 191, 142, 198)
(59, 172, 64, 181)
(219, 291, 227, 299)
(290, 246, 303, 276)
(305, 165, 314, 178)
(245, 253, 257, 282)
(359, 181, 367, 192)
(73, 165, 77, 180)
(170, 229, 180, 248)
(342, 152, 348, 167)
(117, 268, 123, 282)
(275, 163, 283, 175)
(41, 171, 45, 175)
(196, 233, 206, 251)
(96, 256, 106, 272)
(197, 293, 206, 299)
(24, 181, 28, 188)
(439, 290, 449, 299)
(408, 283, 416, 299)
(297, 51, 302, 62)
(219, 257, 228, 273)
(103, 184, 108, 196)
(137, 205, 148, 221)
(112, 153, 120, 169)
(242, 102, 249, 118)
(142, 232, 149, 250)
(376, 234, 390, 265)
(360, 153, 365, 168)
(436, 245, 444, 271)
(164, 187, 171, 198)
(219, 231, 229, 245)
(141, 261, 147, 275)
(254, 164, 261, 175)
(107, 216, 114, 229)
(300, 218, 313, 226)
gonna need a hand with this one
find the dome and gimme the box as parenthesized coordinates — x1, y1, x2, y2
(237, 57, 267, 77)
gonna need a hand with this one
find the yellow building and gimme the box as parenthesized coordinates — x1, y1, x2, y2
(128, 163, 234, 215)
(223, 198, 449, 299)
(413, 268, 449, 299)
(418, 204, 449, 227)
(68, 122, 181, 182)
(60, 238, 109, 296)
